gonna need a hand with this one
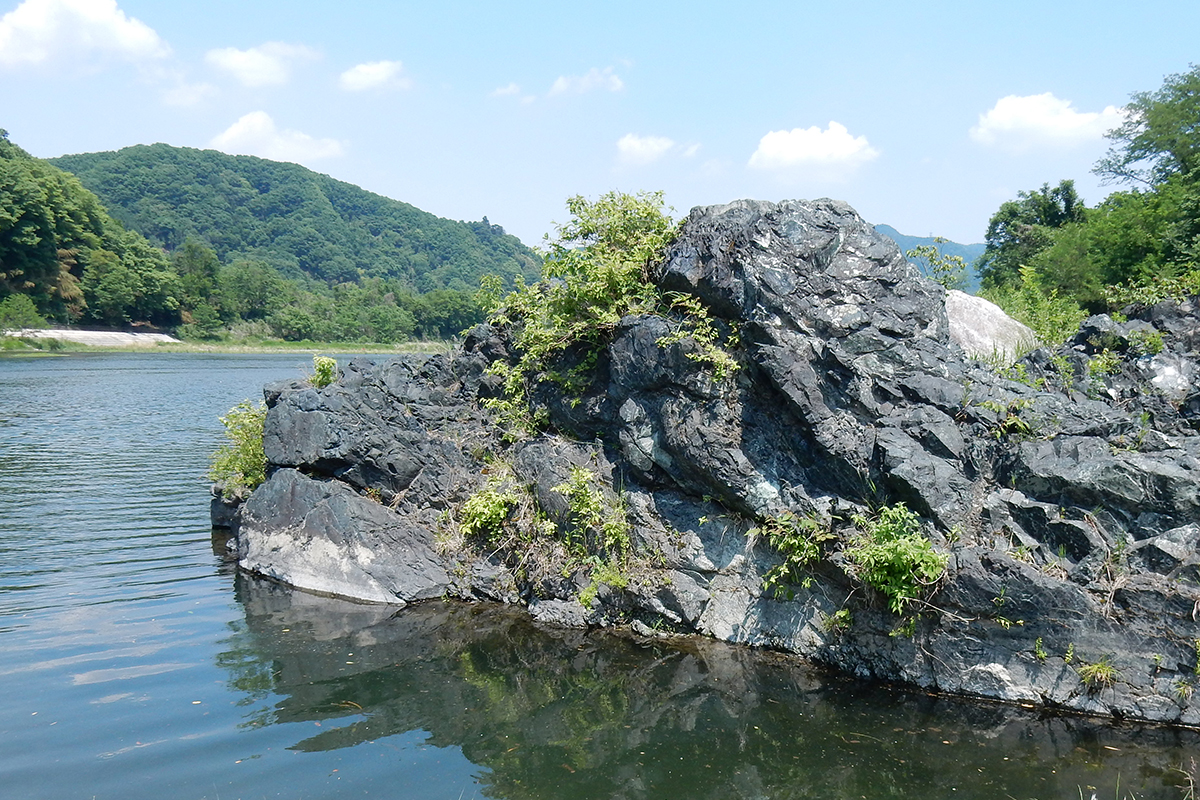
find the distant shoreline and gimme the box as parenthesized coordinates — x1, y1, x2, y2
(1, 328, 452, 355)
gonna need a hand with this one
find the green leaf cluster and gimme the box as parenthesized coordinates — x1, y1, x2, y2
(906, 237, 969, 291)
(846, 504, 947, 614)
(552, 465, 632, 560)
(752, 511, 833, 600)
(209, 399, 267, 500)
(310, 355, 338, 388)
(486, 190, 738, 435)
(459, 485, 520, 541)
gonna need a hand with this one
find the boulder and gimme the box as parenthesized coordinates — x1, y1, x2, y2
(945, 289, 1036, 361)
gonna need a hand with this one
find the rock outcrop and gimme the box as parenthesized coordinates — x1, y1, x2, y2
(221, 198, 1200, 726)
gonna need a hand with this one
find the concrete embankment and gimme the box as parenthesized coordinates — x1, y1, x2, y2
(5, 328, 181, 347)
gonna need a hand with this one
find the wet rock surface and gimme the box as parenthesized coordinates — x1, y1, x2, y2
(221, 198, 1200, 726)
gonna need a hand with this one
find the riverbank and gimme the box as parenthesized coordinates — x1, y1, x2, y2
(1, 328, 452, 355)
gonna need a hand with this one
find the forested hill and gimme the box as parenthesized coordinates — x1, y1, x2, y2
(49, 144, 539, 292)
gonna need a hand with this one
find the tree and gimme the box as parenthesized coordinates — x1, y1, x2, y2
(172, 238, 221, 311)
(0, 292, 47, 330)
(1096, 63, 1200, 186)
(218, 260, 287, 320)
(0, 150, 58, 303)
(978, 180, 1087, 289)
(905, 238, 968, 291)
(81, 248, 138, 325)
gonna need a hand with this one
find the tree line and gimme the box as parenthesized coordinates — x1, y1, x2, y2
(977, 64, 1200, 342)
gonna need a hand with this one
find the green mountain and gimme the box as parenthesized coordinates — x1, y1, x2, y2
(874, 224, 985, 292)
(1, 130, 179, 326)
(49, 143, 539, 292)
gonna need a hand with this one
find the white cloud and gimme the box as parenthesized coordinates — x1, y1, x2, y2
(161, 79, 218, 107)
(616, 133, 675, 166)
(205, 41, 318, 88)
(339, 60, 410, 92)
(209, 111, 344, 164)
(970, 93, 1124, 151)
(748, 121, 880, 170)
(548, 66, 623, 96)
(0, 0, 168, 67)
(491, 82, 536, 104)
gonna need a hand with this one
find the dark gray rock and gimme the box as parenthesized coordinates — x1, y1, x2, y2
(238, 467, 451, 604)
(222, 197, 1200, 726)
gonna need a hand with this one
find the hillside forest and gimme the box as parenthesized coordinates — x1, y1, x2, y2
(1, 138, 539, 342)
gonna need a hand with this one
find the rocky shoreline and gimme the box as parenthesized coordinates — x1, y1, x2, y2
(216, 198, 1200, 726)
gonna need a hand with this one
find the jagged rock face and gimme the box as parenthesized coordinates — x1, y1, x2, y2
(226, 198, 1200, 726)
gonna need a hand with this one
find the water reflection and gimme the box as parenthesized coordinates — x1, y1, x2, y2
(220, 573, 1198, 799)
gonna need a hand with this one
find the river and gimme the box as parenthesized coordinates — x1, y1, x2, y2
(0, 352, 1196, 799)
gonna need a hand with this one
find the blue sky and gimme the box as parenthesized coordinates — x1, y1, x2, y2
(1, 0, 1196, 248)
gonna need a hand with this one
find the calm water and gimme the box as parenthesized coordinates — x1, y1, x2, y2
(1, 352, 1197, 800)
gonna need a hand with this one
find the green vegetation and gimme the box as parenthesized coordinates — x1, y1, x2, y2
(48, 143, 538, 291)
(0, 292, 46, 329)
(309, 355, 338, 388)
(981, 265, 1088, 345)
(1, 129, 178, 326)
(978, 397, 1035, 439)
(453, 460, 639, 610)
(4, 133, 526, 344)
(906, 237, 969, 290)
(876, 225, 985, 291)
(552, 466, 634, 607)
(552, 465, 632, 560)
(979, 65, 1200, 342)
(459, 484, 520, 541)
(752, 511, 833, 600)
(846, 504, 947, 614)
(209, 399, 267, 499)
(823, 608, 852, 633)
(752, 502, 947, 617)
(1077, 654, 1120, 689)
(486, 190, 737, 436)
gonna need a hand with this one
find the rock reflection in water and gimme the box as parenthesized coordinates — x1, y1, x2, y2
(220, 574, 1199, 799)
